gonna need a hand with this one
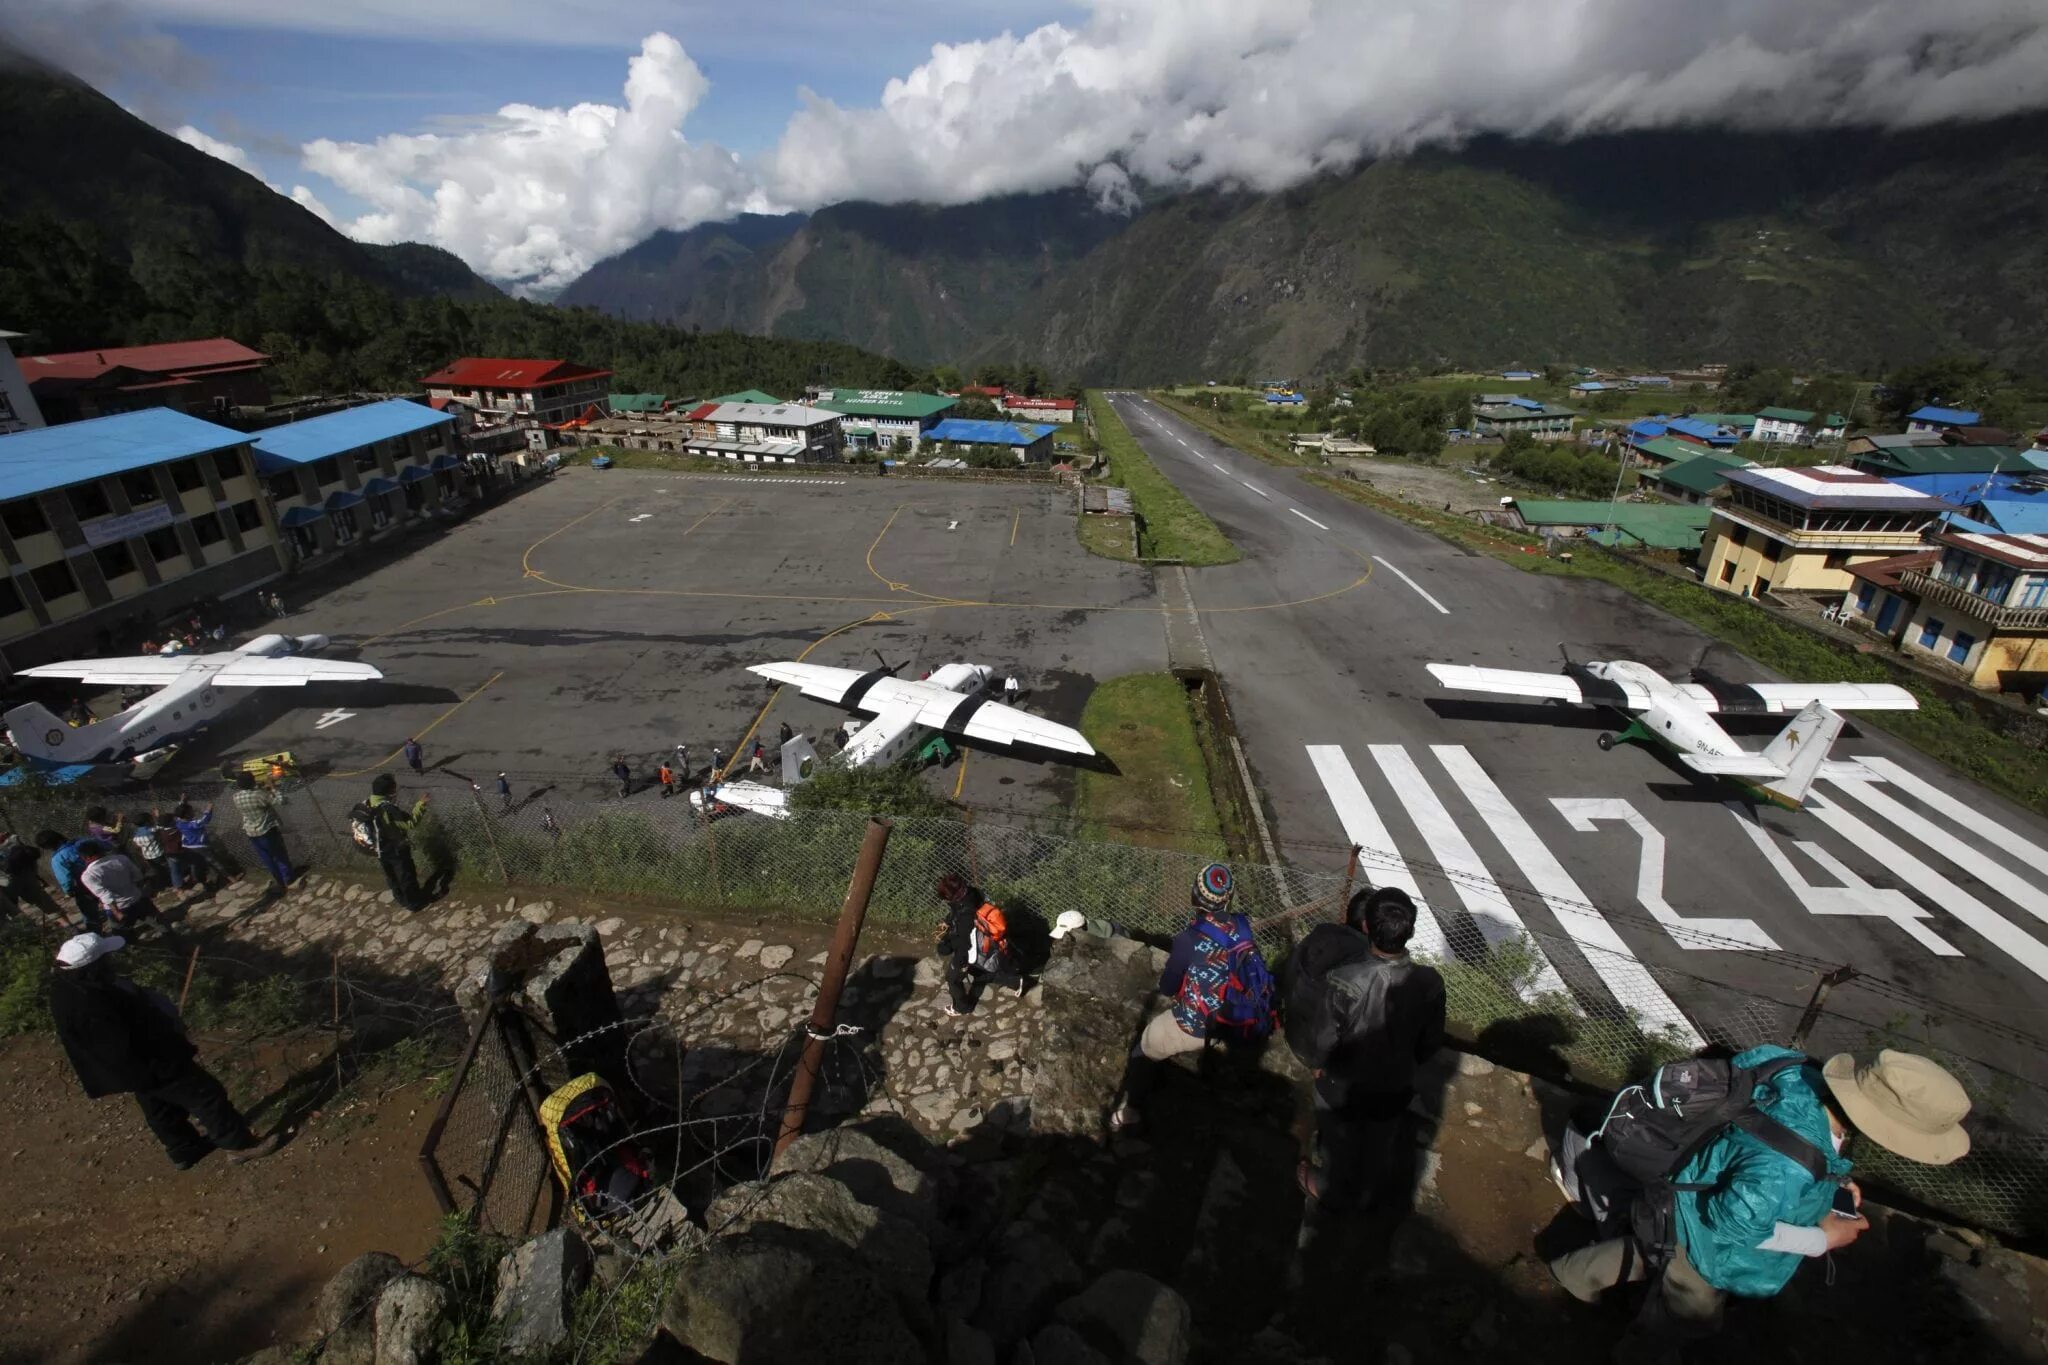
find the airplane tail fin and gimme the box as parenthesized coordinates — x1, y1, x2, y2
(779, 735, 820, 784)
(1757, 700, 1844, 808)
(3, 702, 118, 766)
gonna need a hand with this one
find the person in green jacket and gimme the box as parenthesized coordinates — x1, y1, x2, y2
(1551, 1046, 1971, 1354)
(367, 773, 432, 912)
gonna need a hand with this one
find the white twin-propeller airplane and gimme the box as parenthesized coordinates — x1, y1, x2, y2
(1425, 658, 1917, 808)
(697, 659, 1096, 819)
(6, 634, 382, 771)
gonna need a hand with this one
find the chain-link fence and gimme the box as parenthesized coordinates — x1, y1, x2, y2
(9, 769, 2047, 1240)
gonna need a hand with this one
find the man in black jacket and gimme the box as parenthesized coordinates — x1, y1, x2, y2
(1297, 888, 1445, 1211)
(1282, 887, 1383, 1065)
(48, 933, 280, 1168)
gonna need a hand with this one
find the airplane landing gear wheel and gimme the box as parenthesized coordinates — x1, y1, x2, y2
(1596, 732, 1615, 751)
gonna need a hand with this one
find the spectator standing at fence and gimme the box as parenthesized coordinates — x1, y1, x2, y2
(934, 873, 1023, 1018)
(37, 830, 98, 929)
(231, 772, 293, 890)
(1295, 888, 1444, 1212)
(0, 829, 65, 922)
(658, 762, 675, 799)
(81, 844, 158, 929)
(496, 772, 512, 813)
(612, 757, 633, 798)
(367, 773, 430, 911)
(1549, 1048, 1970, 1353)
(402, 737, 424, 775)
(49, 933, 280, 1169)
(1109, 863, 1276, 1133)
(172, 799, 239, 889)
(127, 811, 180, 893)
(84, 806, 124, 845)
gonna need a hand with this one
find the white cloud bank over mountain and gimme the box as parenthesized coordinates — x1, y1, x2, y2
(288, 0, 2048, 290)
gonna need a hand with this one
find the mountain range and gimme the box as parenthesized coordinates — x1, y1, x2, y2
(559, 117, 2048, 383)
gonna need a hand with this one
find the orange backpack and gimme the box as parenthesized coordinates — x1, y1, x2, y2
(968, 901, 1010, 969)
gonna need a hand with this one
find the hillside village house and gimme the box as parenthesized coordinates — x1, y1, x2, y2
(680, 402, 843, 463)
(420, 358, 613, 429)
(923, 418, 1058, 464)
(1907, 405, 1982, 436)
(252, 399, 461, 562)
(1840, 529, 2048, 690)
(21, 338, 271, 425)
(1472, 399, 1576, 440)
(1644, 452, 1752, 506)
(0, 330, 42, 435)
(1701, 465, 1948, 600)
(1752, 406, 1847, 445)
(1000, 394, 1078, 424)
(0, 409, 282, 670)
(811, 390, 956, 451)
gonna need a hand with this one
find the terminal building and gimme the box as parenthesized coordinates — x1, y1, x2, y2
(810, 390, 956, 451)
(251, 398, 462, 562)
(1700, 465, 1949, 600)
(0, 409, 284, 670)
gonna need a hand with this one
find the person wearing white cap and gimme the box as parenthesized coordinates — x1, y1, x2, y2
(1551, 1045, 1970, 1351)
(48, 933, 280, 1169)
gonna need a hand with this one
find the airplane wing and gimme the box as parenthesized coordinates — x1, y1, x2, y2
(208, 658, 384, 687)
(1425, 662, 1670, 713)
(15, 657, 205, 686)
(748, 661, 1095, 755)
(1675, 679, 1918, 715)
(1680, 753, 1788, 778)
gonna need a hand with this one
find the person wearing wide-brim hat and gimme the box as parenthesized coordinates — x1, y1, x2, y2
(1551, 1046, 1971, 1352)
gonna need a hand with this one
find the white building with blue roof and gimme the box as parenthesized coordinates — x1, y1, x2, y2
(250, 398, 459, 560)
(922, 418, 1059, 464)
(0, 408, 282, 668)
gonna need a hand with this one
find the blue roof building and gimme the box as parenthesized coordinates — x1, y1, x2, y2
(924, 419, 1058, 462)
(0, 409, 281, 665)
(1908, 405, 1982, 432)
(249, 398, 464, 562)
(1502, 369, 1538, 381)
(1665, 417, 1741, 448)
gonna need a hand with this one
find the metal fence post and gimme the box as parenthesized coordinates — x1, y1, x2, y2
(1790, 965, 1858, 1050)
(471, 788, 511, 883)
(775, 818, 892, 1158)
(1337, 843, 1361, 910)
(698, 795, 723, 903)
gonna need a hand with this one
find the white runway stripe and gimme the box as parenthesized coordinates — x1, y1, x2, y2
(1368, 744, 1570, 998)
(1241, 482, 1271, 499)
(1435, 751, 1701, 1044)
(1371, 556, 1449, 614)
(1804, 792, 2048, 984)
(1824, 771, 2048, 929)
(1288, 508, 1330, 531)
(1304, 746, 1450, 960)
(1851, 755, 2048, 879)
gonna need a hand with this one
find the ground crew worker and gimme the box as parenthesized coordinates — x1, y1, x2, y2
(659, 762, 676, 798)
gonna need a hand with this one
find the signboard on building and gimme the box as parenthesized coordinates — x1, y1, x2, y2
(80, 503, 175, 549)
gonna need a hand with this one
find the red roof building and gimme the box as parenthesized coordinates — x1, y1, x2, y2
(21, 337, 272, 424)
(419, 358, 615, 426)
(1002, 393, 1078, 424)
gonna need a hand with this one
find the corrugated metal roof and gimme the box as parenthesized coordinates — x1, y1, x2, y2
(926, 418, 1057, 446)
(1514, 499, 1712, 547)
(1909, 405, 1981, 425)
(250, 398, 453, 470)
(814, 389, 956, 419)
(710, 390, 783, 406)
(707, 402, 839, 428)
(22, 337, 269, 381)
(0, 408, 246, 500)
(1651, 458, 1742, 495)
(420, 358, 612, 389)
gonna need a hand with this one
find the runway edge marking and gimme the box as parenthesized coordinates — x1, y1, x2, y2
(1304, 745, 1451, 961)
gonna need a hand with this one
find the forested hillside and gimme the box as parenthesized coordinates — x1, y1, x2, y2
(0, 47, 913, 399)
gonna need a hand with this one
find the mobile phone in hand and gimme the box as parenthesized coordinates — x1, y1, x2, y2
(1831, 1185, 1862, 1219)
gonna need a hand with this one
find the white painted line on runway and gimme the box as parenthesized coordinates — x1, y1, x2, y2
(1240, 481, 1271, 499)
(1823, 772, 2048, 929)
(1372, 556, 1449, 614)
(1729, 802, 1958, 957)
(1852, 755, 2048, 879)
(1552, 797, 1777, 952)
(1426, 751, 1700, 1042)
(1288, 508, 1330, 531)
(1801, 792, 2048, 982)
(1304, 746, 1450, 961)
(1369, 745, 1570, 998)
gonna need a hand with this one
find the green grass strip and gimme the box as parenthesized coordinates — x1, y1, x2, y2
(1085, 390, 1239, 565)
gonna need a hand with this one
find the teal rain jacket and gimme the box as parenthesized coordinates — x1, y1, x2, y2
(1671, 1045, 1853, 1296)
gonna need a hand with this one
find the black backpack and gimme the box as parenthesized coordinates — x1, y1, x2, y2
(1595, 1054, 1837, 1269)
(1281, 923, 1372, 1064)
(347, 801, 380, 856)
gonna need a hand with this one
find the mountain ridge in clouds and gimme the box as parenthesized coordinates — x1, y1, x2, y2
(558, 115, 2048, 380)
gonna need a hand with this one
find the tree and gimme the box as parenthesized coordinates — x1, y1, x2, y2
(891, 435, 912, 456)
(788, 763, 949, 817)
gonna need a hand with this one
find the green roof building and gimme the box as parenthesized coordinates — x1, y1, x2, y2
(1646, 456, 1747, 505)
(710, 389, 783, 406)
(1511, 498, 1713, 551)
(1686, 412, 1758, 432)
(813, 389, 957, 447)
(609, 393, 669, 413)
(1849, 444, 2034, 477)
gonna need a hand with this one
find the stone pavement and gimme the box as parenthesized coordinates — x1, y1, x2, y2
(164, 872, 1046, 1142)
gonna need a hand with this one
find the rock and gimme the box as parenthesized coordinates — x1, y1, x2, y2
(461, 921, 625, 1083)
(1029, 1324, 1110, 1365)
(913, 957, 945, 987)
(1030, 937, 1158, 1136)
(912, 1093, 957, 1126)
(373, 1275, 446, 1365)
(759, 944, 794, 970)
(737, 939, 764, 958)
(937, 1259, 987, 1320)
(1055, 1269, 1190, 1365)
(662, 1226, 923, 1364)
(772, 1122, 946, 1230)
(976, 1227, 1083, 1347)
(315, 1252, 404, 1364)
(949, 1315, 999, 1365)
(595, 917, 624, 935)
(492, 1228, 591, 1357)
(706, 1172, 933, 1308)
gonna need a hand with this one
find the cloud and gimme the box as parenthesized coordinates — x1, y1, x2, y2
(0, 0, 212, 125)
(763, 0, 2048, 209)
(299, 33, 773, 291)
(173, 123, 259, 176)
(289, 184, 339, 227)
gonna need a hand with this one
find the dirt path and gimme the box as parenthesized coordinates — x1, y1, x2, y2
(0, 1036, 443, 1364)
